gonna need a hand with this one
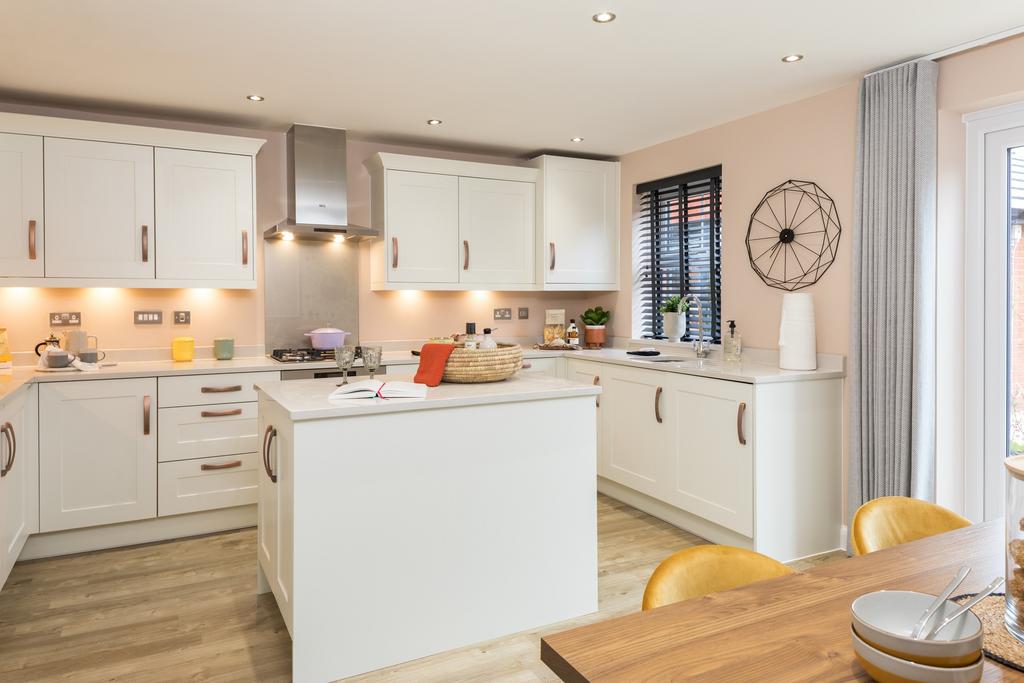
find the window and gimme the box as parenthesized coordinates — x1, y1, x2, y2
(636, 165, 722, 342)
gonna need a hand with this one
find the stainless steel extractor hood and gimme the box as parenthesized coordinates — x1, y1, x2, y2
(264, 124, 379, 242)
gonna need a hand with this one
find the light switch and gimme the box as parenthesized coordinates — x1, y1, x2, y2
(134, 311, 163, 325)
(49, 312, 82, 327)
(174, 311, 191, 324)
(494, 308, 512, 321)
(518, 307, 529, 320)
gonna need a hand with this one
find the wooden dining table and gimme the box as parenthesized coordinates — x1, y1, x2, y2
(541, 520, 1024, 682)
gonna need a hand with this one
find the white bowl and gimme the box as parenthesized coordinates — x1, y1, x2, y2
(852, 625, 983, 683)
(851, 590, 982, 667)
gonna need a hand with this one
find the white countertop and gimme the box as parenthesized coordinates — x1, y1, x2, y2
(255, 372, 602, 421)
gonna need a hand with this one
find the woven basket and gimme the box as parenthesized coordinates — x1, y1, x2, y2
(442, 343, 523, 383)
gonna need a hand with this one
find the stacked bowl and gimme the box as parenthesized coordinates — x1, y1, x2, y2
(851, 590, 984, 683)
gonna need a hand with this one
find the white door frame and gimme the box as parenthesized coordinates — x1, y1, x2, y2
(964, 101, 1024, 521)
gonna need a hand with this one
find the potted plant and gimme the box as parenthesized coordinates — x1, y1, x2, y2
(580, 306, 611, 348)
(659, 295, 688, 341)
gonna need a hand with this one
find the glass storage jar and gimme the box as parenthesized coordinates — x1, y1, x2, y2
(1006, 455, 1024, 642)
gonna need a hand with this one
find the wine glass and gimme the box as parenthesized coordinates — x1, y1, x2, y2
(361, 346, 382, 380)
(334, 345, 357, 385)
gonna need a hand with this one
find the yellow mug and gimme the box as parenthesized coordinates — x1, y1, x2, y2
(171, 337, 195, 362)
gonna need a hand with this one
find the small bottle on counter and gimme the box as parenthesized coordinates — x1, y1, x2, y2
(463, 322, 479, 350)
(480, 328, 498, 350)
(566, 319, 580, 347)
(724, 320, 742, 362)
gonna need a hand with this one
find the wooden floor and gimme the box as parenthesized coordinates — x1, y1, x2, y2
(0, 495, 842, 682)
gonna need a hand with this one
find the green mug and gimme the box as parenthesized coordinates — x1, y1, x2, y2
(213, 338, 235, 360)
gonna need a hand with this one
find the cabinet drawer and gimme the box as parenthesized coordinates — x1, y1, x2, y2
(158, 403, 259, 462)
(158, 371, 279, 407)
(520, 357, 559, 376)
(158, 453, 259, 517)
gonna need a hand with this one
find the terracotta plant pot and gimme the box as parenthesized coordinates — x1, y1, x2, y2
(584, 325, 606, 349)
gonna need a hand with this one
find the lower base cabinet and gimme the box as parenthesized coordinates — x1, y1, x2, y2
(157, 453, 259, 516)
(0, 386, 38, 586)
(566, 358, 842, 562)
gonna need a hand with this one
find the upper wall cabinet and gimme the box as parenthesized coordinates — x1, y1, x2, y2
(0, 112, 264, 289)
(458, 176, 535, 286)
(530, 155, 620, 291)
(155, 148, 254, 282)
(45, 138, 155, 279)
(0, 133, 43, 277)
(384, 170, 460, 284)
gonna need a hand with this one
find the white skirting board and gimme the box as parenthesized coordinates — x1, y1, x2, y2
(20, 505, 256, 560)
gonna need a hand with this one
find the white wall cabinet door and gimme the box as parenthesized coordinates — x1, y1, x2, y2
(664, 375, 754, 536)
(44, 138, 155, 279)
(0, 133, 44, 277)
(155, 148, 254, 282)
(600, 365, 671, 499)
(39, 378, 157, 532)
(0, 386, 38, 586)
(534, 155, 619, 288)
(458, 177, 535, 285)
(386, 170, 459, 283)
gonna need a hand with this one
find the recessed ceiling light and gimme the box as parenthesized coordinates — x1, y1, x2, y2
(592, 11, 616, 23)
(426, 119, 443, 126)
(781, 54, 804, 63)
(245, 94, 265, 102)
(570, 137, 584, 143)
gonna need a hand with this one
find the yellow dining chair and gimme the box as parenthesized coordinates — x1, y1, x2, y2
(851, 496, 972, 556)
(641, 545, 794, 611)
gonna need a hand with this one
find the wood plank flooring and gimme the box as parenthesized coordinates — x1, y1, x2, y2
(0, 495, 842, 682)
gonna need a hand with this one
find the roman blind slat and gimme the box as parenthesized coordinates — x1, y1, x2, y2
(636, 167, 722, 342)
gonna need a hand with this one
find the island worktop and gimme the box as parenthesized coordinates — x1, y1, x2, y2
(254, 372, 602, 421)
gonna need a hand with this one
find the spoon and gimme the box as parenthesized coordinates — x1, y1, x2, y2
(910, 566, 971, 639)
(926, 576, 1005, 639)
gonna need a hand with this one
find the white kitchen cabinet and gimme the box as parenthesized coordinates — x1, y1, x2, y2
(0, 386, 38, 587)
(157, 452, 259, 517)
(155, 148, 254, 282)
(0, 133, 44, 278)
(257, 397, 294, 633)
(600, 364, 671, 500)
(158, 403, 260, 462)
(158, 371, 280, 407)
(44, 138, 155, 279)
(383, 170, 460, 284)
(39, 378, 157, 532)
(458, 177, 535, 285)
(530, 155, 619, 290)
(663, 374, 754, 536)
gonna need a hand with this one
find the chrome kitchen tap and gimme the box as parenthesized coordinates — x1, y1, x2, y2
(682, 294, 710, 358)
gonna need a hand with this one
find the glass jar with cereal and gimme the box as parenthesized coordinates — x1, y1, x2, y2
(1006, 456, 1024, 642)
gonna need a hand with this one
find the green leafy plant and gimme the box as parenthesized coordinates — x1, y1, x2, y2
(658, 295, 689, 314)
(580, 306, 610, 326)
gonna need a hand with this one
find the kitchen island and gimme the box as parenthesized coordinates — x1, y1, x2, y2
(254, 373, 602, 683)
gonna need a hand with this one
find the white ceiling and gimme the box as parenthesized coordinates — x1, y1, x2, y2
(3, 1, 1024, 156)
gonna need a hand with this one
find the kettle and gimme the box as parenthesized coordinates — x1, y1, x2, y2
(34, 333, 61, 356)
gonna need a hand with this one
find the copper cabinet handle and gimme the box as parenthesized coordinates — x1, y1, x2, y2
(28, 220, 37, 260)
(737, 401, 747, 445)
(0, 422, 15, 478)
(392, 236, 399, 268)
(521, 362, 532, 369)
(141, 225, 149, 262)
(594, 376, 600, 407)
(201, 385, 242, 394)
(242, 230, 249, 266)
(143, 395, 151, 435)
(654, 386, 663, 424)
(549, 242, 556, 271)
(263, 425, 278, 483)
(463, 240, 469, 270)
(200, 408, 243, 418)
(201, 460, 242, 471)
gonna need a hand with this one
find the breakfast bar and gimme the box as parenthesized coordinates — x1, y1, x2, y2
(255, 374, 601, 683)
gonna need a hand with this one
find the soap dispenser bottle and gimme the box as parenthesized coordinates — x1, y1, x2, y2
(724, 320, 742, 362)
(480, 328, 498, 350)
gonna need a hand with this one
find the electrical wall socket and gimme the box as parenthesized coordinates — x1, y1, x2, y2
(173, 311, 191, 324)
(518, 307, 529, 320)
(493, 307, 512, 321)
(49, 312, 81, 327)
(134, 311, 163, 325)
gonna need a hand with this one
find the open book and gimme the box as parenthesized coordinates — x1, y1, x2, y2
(329, 380, 427, 400)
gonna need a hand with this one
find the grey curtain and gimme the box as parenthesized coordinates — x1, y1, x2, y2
(849, 60, 939, 523)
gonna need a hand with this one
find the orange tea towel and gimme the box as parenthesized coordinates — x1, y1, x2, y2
(414, 343, 455, 387)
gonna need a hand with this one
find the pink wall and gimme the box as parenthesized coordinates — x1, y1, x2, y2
(614, 84, 859, 355)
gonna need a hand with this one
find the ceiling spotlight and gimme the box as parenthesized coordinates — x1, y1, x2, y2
(570, 137, 584, 143)
(246, 94, 265, 102)
(592, 11, 616, 23)
(426, 119, 443, 126)
(781, 54, 804, 63)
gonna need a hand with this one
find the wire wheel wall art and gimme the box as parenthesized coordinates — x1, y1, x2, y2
(745, 179, 841, 291)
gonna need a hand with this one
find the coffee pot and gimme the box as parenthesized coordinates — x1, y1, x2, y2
(34, 333, 61, 356)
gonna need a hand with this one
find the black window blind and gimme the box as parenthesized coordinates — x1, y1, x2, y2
(636, 165, 722, 342)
